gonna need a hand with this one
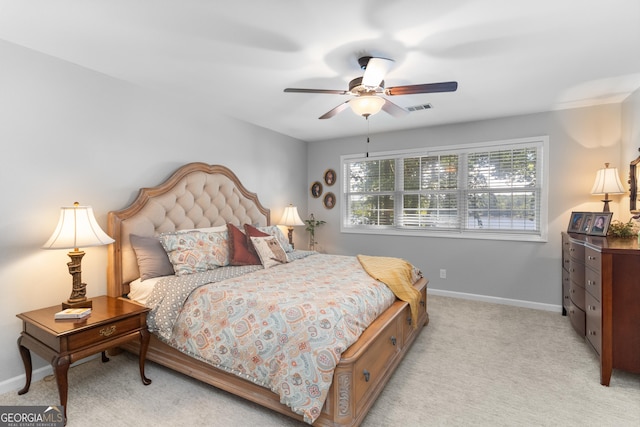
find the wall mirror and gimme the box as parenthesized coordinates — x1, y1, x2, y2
(630, 149, 640, 213)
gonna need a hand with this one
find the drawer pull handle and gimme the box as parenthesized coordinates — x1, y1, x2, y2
(390, 336, 397, 346)
(99, 325, 116, 337)
(588, 305, 596, 311)
(420, 300, 425, 307)
(407, 316, 412, 325)
(363, 369, 370, 382)
(589, 330, 597, 336)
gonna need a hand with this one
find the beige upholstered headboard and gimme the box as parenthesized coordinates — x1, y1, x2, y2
(107, 162, 270, 297)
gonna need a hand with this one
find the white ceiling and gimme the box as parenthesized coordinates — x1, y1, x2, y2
(1, 0, 640, 142)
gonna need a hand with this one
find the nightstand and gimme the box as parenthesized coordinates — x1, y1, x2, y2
(16, 296, 151, 423)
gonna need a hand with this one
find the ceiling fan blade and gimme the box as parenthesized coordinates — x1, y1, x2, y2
(284, 88, 348, 95)
(386, 81, 458, 96)
(381, 99, 409, 117)
(319, 101, 351, 119)
(362, 57, 395, 88)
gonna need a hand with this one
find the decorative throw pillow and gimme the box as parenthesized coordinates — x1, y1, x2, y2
(227, 223, 261, 266)
(259, 225, 294, 253)
(243, 224, 271, 256)
(250, 236, 288, 269)
(159, 230, 229, 276)
(130, 234, 175, 281)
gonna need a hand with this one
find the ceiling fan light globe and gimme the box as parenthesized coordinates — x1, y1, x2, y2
(350, 96, 385, 117)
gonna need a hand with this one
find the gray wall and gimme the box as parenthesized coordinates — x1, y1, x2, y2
(0, 40, 307, 387)
(307, 104, 626, 309)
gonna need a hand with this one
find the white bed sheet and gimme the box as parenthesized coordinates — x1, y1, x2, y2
(127, 276, 169, 305)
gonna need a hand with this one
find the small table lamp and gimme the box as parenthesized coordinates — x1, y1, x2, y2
(42, 202, 115, 309)
(591, 163, 625, 212)
(279, 204, 304, 248)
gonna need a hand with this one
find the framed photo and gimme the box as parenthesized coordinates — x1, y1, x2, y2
(587, 212, 612, 236)
(579, 213, 594, 234)
(568, 211, 587, 233)
(324, 169, 336, 186)
(323, 192, 336, 209)
(310, 181, 323, 198)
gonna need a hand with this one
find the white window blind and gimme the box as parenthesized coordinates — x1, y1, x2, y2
(342, 137, 547, 241)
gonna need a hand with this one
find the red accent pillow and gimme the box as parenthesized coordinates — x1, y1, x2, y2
(227, 223, 262, 265)
(243, 224, 270, 256)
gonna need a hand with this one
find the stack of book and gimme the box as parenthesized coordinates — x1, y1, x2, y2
(54, 307, 92, 320)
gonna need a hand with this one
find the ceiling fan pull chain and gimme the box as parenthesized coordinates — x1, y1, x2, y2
(366, 116, 370, 157)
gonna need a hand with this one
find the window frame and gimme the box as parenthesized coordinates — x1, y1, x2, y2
(340, 136, 549, 242)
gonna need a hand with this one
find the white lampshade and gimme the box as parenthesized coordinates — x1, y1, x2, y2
(590, 163, 625, 195)
(279, 204, 304, 227)
(43, 202, 114, 250)
(349, 96, 385, 117)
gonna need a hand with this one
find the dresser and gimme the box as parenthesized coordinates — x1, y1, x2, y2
(561, 232, 640, 385)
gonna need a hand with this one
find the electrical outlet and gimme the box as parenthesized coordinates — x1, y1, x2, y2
(440, 269, 447, 279)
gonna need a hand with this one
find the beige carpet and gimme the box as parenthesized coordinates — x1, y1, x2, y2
(2, 295, 639, 426)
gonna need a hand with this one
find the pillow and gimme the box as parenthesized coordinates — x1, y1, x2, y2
(159, 230, 229, 276)
(243, 224, 270, 257)
(129, 234, 175, 281)
(227, 223, 261, 266)
(258, 225, 294, 253)
(244, 224, 270, 255)
(250, 236, 288, 269)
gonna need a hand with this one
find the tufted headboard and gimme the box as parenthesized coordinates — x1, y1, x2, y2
(107, 162, 270, 297)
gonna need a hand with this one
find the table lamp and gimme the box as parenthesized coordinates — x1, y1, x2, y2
(42, 202, 114, 309)
(279, 204, 304, 248)
(591, 163, 625, 212)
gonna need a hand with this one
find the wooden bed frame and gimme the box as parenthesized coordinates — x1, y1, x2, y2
(106, 162, 429, 426)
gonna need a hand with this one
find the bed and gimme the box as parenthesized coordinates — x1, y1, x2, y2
(106, 162, 429, 426)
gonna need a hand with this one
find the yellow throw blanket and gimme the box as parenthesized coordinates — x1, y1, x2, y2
(357, 254, 422, 328)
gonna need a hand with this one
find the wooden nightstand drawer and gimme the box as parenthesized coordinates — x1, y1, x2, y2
(66, 316, 142, 351)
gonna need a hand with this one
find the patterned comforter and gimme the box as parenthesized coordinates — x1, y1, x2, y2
(145, 253, 400, 424)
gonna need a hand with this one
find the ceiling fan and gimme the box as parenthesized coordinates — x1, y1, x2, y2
(284, 56, 458, 119)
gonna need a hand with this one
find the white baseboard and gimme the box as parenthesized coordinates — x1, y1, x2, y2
(0, 365, 53, 396)
(427, 288, 563, 313)
(0, 354, 100, 396)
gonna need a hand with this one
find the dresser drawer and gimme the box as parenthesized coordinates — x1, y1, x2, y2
(562, 268, 571, 312)
(66, 316, 143, 351)
(354, 314, 401, 408)
(568, 301, 585, 336)
(569, 280, 585, 311)
(569, 258, 585, 288)
(562, 252, 571, 272)
(585, 267, 601, 301)
(585, 247, 601, 272)
(569, 241, 585, 261)
(585, 292, 602, 355)
(562, 234, 571, 271)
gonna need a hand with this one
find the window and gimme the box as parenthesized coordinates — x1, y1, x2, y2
(341, 136, 548, 241)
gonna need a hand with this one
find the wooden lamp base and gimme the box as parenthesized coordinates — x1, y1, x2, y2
(62, 250, 93, 310)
